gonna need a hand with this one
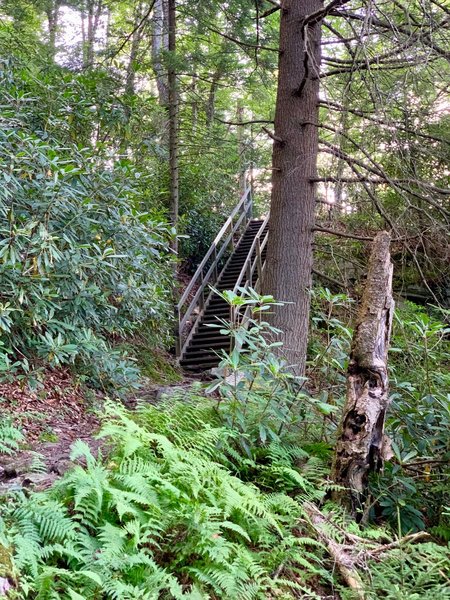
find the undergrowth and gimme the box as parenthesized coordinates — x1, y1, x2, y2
(0, 290, 448, 599)
(0, 399, 331, 599)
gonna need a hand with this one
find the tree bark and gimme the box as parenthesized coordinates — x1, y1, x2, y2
(332, 231, 395, 517)
(82, 0, 102, 68)
(168, 0, 179, 255)
(86, 0, 94, 67)
(262, 0, 323, 375)
(237, 101, 247, 196)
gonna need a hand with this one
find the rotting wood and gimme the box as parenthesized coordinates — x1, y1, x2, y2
(332, 231, 395, 516)
(303, 502, 431, 599)
(304, 502, 365, 599)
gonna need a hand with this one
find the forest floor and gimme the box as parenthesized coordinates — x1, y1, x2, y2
(0, 366, 199, 492)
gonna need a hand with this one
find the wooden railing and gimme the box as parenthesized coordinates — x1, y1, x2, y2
(232, 213, 269, 296)
(176, 186, 253, 357)
(231, 214, 270, 347)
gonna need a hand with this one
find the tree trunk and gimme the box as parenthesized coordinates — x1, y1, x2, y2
(125, 6, 144, 97)
(332, 231, 394, 517)
(152, 0, 169, 106)
(205, 70, 221, 127)
(262, 0, 323, 375)
(237, 101, 247, 196)
(82, 0, 102, 68)
(46, 0, 61, 59)
(81, 10, 87, 66)
(168, 0, 179, 255)
(86, 0, 95, 67)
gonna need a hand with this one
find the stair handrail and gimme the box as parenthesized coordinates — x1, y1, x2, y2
(176, 186, 253, 356)
(230, 213, 270, 349)
(232, 213, 270, 296)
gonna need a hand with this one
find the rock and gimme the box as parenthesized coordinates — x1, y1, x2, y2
(0, 452, 36, 479)
(22, 472, 57, 491)
(0, 481, 22, 495)
(51, 459, 72, 476)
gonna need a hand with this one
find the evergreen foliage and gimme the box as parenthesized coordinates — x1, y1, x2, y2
(0, 400, 330, 599)
(0, 54, 173, 390)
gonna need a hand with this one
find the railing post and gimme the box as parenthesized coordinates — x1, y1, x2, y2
(175, 304, 182, 357)
(199, 271, 205, 311)
(256, 238, 262, 284)
(247, 186, 253, 221)
(213, 246, 218, 282)
(230, 220, 235, 249)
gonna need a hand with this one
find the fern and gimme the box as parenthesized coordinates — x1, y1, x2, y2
(363, 542, 450, 599)
(0, 420, 23, 455)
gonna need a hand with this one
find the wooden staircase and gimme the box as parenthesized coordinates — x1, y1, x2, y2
(176, 187, 269, 372)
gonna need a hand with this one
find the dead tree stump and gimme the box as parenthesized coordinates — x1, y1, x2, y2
(332, 231, 395, 517)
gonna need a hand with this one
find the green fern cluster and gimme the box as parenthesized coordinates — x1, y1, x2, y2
(364, 542, 450, 600)
(0, 420, 23, 455)
(0, 400, 330, 599)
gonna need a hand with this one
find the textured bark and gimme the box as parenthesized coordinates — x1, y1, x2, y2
(332, 231, 394, 516)
(82, 0, 103, 68)
(205, 71, 221, 127)
(237, 101, 247, 195)
(262, 0, 323, 375)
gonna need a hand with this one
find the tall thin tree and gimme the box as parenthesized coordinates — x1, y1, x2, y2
(167, 0, 179, 255)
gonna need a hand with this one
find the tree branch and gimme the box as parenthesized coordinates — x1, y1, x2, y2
(206, 25, 279, 52)
(302, 0, 352, 27)
(314, 226, 374, 241)
(318, 100, 449, 144)
(107, 0, 156, 61)
(216, 118, 274, 126)
(332, 10, 450, 59)
(262, 126, 284, 143)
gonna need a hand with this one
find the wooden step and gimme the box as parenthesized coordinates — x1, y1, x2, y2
(180, 217, 267, 372)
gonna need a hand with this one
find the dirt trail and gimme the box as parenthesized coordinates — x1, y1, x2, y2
(0, 368, 200, 492)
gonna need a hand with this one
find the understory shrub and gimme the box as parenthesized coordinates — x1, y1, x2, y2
(372, 302, 450, 536)
(364, 543, 450, 600)
(307, 288, 449, 538)
(0, 59, 174, 391)
(0, 291, 449, 598)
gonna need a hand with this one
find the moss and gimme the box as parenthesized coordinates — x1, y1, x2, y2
(117, 341, 183, 385)
(137, 348, 183, 384)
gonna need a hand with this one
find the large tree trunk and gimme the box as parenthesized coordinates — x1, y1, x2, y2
(205, 70, 221, 127)
(332, 231, 394, 517)
(83, 0, 102, 68)
(262, 0, 322, 375)
(237, 101, 247, 196)
(86, 0, 94, 67)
